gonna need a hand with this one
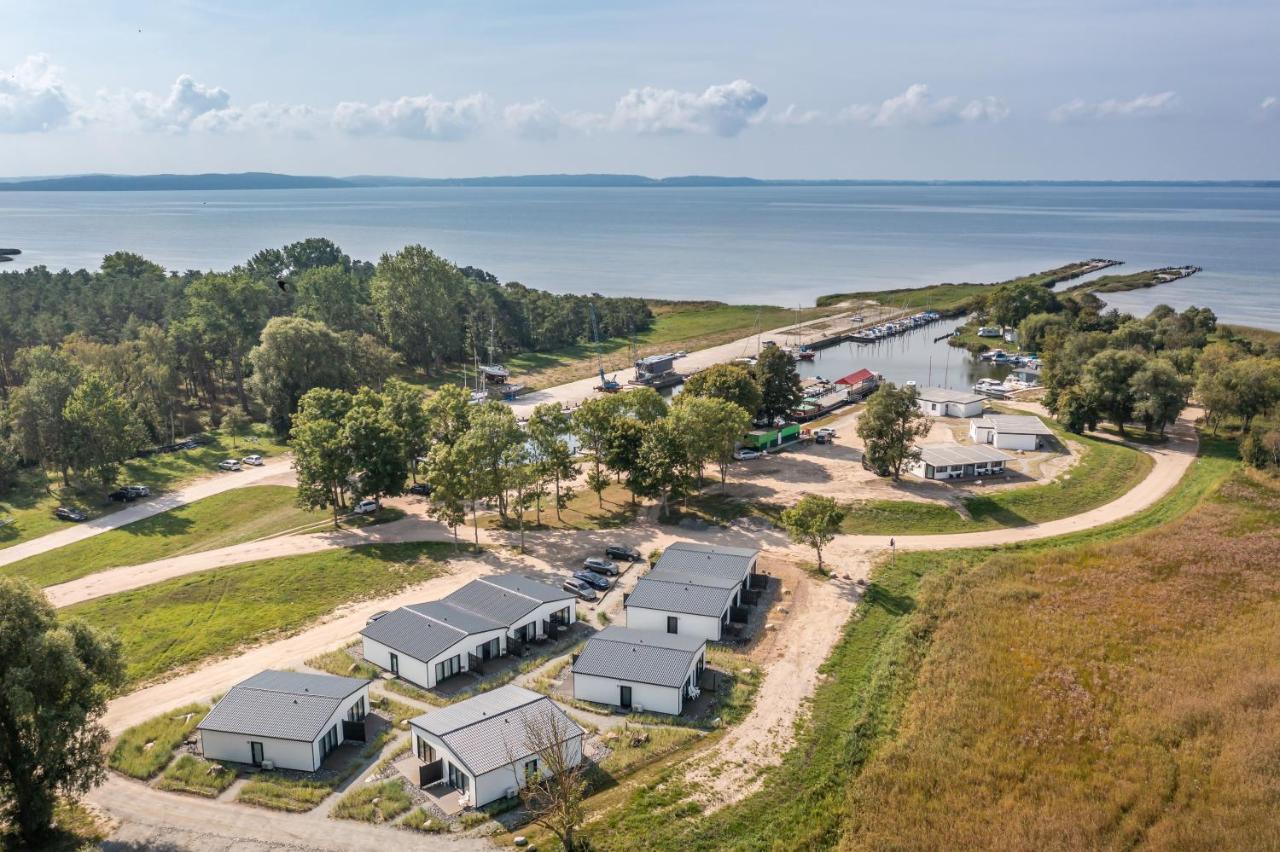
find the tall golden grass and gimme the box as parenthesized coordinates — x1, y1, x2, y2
(842, 471, 1280, 850)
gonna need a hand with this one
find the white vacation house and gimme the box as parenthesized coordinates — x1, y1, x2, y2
(623, 541, 759, 642)
(911, 443, 1013, 481)
(572, 626, 707, 715)
(913, 386, 987, 418)
(969, 414, 1054, 451)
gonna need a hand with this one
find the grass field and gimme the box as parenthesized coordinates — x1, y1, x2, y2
(2, 485, 323, 587)
(237, 774, 338, 812)
(65, 542, 451, 686)
(480, 479, 639, 531)
(839, 421, 1153, 535)
(0, 424, 289, 552)
(412, 301, 841, 392)
(331, 780, 413, 823)
(816, 261, 1110, 312)
(578, 436, 1242, 850)
(109, 702, 209, 779)
(154, 754, 237, 798)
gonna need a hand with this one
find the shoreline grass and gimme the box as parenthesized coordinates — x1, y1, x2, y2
(65, 542, 450, 687)
(578, 435, 1239, 850)
(3, 485, 321, 587)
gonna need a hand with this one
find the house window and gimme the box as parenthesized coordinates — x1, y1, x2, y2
(320, 724, 339, 760)
(347, 696, 366, 722)
(666, 616, 678, 634)
(448, 762, 469, 792)
(416, 736, 435, 762)
(524, 758, 539, 782)
(434, 654, 461, 683)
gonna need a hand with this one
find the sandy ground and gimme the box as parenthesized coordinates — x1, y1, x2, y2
(684, 558, 865, 809)
(0, 455, 295, 568)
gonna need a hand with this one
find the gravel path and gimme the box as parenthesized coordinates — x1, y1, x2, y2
(0, 455, 294, 568)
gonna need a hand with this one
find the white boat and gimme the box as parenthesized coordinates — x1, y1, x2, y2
(479, 364, 509, 384)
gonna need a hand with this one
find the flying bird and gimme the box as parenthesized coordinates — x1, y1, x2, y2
(277, 278, 289, 293)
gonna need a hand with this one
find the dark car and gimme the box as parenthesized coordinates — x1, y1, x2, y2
(54, 506, 87, 522)
(605, 544, 642, 563)
(408, 482, 433, 496)
(582, 557, 620, 576)
(860, 455, 890, 477)
(107, 489, 137, 502)
(574, 570, 611, 591)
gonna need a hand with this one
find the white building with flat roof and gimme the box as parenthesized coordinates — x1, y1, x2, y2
(914, 387, 987, 418)
(911, 443, 1013, 480)
(969, 414, 1054, 451)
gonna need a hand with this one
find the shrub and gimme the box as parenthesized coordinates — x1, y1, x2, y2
(331, 780, 412, 823)
(401, 807, 446, 833)
(154, 754, 236, 797)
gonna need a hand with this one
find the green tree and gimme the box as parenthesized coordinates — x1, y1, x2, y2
(603, 416, 647, 500)
(381, 379, 430, 482)
(606, 387, 668, 423)
(290, 388, 355, 526)
(63, 373, 146, 487)
(1017, 312, 1070, 354)
(672, 395, 752, 486)
(423, 384, 473, 448)
(1240, 416, 1280, 471)
(342, 389, 408, 500)
(754, 345, 803, 424)
(248, 316, 356, 433)
(182, 273, 275, 412)
(370, 246, 465, 370)
(635, 418, 687, 518)
(1130, 358, 1190, 436)
(7, 347, 81, 485)
(681, 363, 762, 414)
(222, 407, 250, 449)
(780, 494, 846, 571)
(291, 266, 373, 334)
(987, 280, 1058, 329)
(572, 397, 619, 507)
(0, 577, 125, 847)
(856, 383, 930, 480)
(527, 403, 576, 522)
(461, 402, 523, 520)
(425, 442, 469, 551)
(1080, 348, 1146, 434)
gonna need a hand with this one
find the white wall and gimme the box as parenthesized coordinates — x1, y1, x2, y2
(625, 605, 724, 642)
(510, 599, 576, 641)
(200, 731, 317, 772)
(364, 627, 506, 689)
(951, 400, 985, 418)
(411, 725, 583, 808)
(970, 422, 993, 444)
(573, 673, 683, 715)
(993, 431, 1037, 451)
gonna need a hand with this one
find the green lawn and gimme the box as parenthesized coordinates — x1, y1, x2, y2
(237, 774, 339, 812)
(109, 702, 209, 779)
(154, 754, 237, 797)
(579, 436, 1240, 850)
(0, 424, 289, 553)
(64, 542, 451, 686)
(3, 485, 323, 587)
(840, 421, 1154, 535)
(816, 260, 1109, 311)
(331, 780, 413, 823)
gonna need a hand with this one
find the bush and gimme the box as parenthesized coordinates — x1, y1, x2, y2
(401, 807, 447, 833)
(109, 703, 208, 779)
(154, 754, 236, 797)
(331, 780, 412, 823)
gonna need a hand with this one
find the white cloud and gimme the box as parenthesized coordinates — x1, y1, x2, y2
(1049, 91, 1180, 122)
(127, 74, 232, 132)
(609, 79, 767, 136)
(332, 93, 489, 140)
(771, 104, 823, 126)
(503, 99, 560, 140)
(0, 54, 76, 133)
(840, 84, 1009, 128)
(1260, 96, 1279, 119)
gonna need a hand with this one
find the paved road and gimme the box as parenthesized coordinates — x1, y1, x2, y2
(90, 775, 489, 852)
(0, 455, 294, 569)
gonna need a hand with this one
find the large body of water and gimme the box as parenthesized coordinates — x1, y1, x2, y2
(2, 184, 1278, 329)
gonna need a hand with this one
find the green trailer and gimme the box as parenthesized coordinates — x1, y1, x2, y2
(741, 423, 802, 451)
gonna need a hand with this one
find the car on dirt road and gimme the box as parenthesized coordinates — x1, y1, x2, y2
(353, 498, 380, 515)
(582, 557, 620, 576)
(605, 544, 642, 563)
(218, 459, 242, 471)
(815, 427, 837, 439)
(574, 570, 611, 591)
(562, 577, 599, 601)
(124, 484, 150, 498)
(54, 506, 88, 522)
(241, 454, 264, 466)
(733, 448, 761, 461)
(408, 482, 433, 496)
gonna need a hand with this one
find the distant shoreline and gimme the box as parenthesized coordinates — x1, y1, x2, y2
(1, 172, 1279, 192)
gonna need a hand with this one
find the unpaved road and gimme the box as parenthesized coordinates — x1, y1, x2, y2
(0, 455, 294, 568)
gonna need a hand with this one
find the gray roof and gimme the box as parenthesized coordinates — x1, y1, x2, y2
(626, 576, 735, 618)
(973, 414, 1053, 436)
(198, 670, 369, 742)
(360, 573, 572, 663)
(915, 386, 987, 405)
(360, 607, 469, 663)
(917, 443, 1013, 466)
(653, 542, 756, 585)
(573, 627, 705, 688)
(410, 685, 582, 776)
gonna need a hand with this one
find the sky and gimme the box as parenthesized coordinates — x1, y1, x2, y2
(1, 0, 1277, 180)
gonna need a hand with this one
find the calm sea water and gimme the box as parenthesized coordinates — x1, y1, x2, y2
(1, 184, 1277, 329)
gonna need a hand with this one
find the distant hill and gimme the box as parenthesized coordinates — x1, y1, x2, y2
(1, 172, 1276, 191)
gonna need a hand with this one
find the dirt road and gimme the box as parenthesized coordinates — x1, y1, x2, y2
(0, 455, 295, 568)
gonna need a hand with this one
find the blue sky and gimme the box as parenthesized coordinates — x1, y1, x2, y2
(2, 0, 1277, 179)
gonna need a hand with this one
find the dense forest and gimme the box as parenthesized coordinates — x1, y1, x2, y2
(0, 239, 652, 487)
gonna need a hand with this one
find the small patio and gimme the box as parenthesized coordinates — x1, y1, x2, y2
(429, 619, 594, 700)
(391, 754, 466, 816)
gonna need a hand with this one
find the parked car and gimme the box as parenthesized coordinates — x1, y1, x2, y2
(605, 544, 642, 563)
(54, 506, 87, 522)
(562, 577, 599, 601)
(814, 433, 830, 445)
(861, 455, 890, 477)
(582, 557, 620, 576)
(241, 454, 264, 466)
(218, 459, 242, 471)
(107, 489, 137, 502)
(408, 482, 433, 496)
(815, 427, 837, 439)
(124, 484, 150, 498)
(353, 498, 380, 515)
(733, 448, 761, 461)
(574, 570, 611, 591)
